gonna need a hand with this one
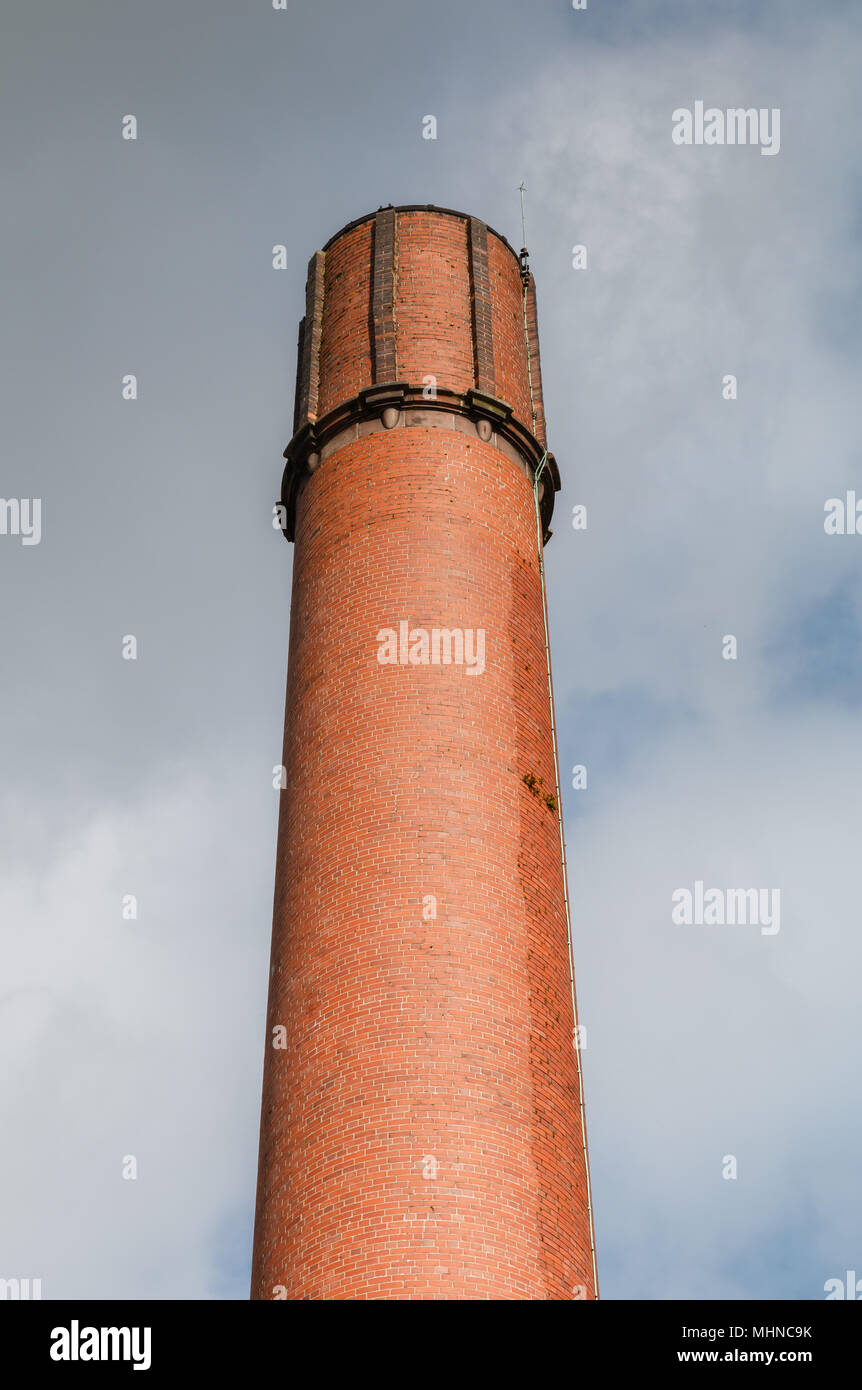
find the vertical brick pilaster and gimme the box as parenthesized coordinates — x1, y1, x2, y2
(371, 207, 397, 382)
(468, 217, 495, 396)
(524, 273, 547, 448)
(295, 250, 325, 428)
(292, 317, 306, 436)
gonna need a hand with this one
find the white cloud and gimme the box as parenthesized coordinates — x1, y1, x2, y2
(0, 763, 273, 1298)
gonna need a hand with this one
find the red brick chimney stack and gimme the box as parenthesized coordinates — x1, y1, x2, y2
(251, 205, 597, 1301)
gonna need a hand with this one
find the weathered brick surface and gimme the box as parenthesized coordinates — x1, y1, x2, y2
(316, 221, 373, 418)
(394, 211, 474, 395)
(487, 232, 533, 426)
(468, 218, 495, 396)
(308, 208, 539, 425)
(252, 209, 594, 1301)
(294, 251, 325, 431)
(524, 274, 547, 449)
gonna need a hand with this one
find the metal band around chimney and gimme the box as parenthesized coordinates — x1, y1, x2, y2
(279, 383, 560, 545)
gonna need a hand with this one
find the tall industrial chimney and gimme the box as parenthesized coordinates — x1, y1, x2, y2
(251, 205, 597, 1300)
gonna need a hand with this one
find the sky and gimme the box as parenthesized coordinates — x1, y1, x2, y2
(1, 0, 860, 1300)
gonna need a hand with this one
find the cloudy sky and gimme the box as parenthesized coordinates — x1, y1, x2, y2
(1, 0, 860, 1299)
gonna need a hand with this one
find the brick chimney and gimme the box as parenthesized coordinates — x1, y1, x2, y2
(251, 205, 597, 1301)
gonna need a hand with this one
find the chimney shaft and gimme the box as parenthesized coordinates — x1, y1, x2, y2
(251, 206, 596, 1301)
